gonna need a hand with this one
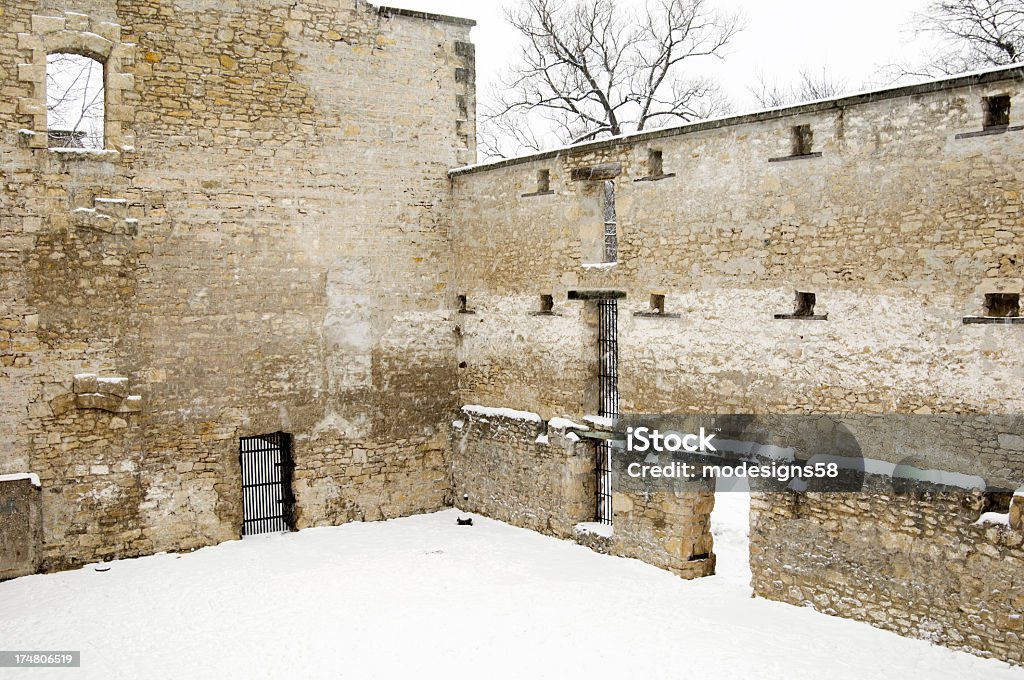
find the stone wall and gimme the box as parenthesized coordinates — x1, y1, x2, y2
(449, 67, 1024, 663)
(750, 487, 1024, 664)
(0, 0, 474, 570)
(451, 407, 714, 578)
(450, 68, 1024, 421)
(0, 476, 43, 580)
(451, 408, 595, 537)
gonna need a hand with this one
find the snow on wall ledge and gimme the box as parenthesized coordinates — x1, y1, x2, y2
(450, 407, 715, 580)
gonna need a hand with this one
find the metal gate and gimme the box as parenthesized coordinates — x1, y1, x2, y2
(596, 298, 619, 524)
(239, 432, 295, 535)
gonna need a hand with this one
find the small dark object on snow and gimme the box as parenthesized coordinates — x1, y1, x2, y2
(456, 517, 473, 526)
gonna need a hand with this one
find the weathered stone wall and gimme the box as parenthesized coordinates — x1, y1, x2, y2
(0, 0, 474, 570)
(609, 456, 715, 579)
(0, 477, 43, 580)
(450, 68, 1024, 663)
(451, 407, 714, 578)
(451, 69, 1024, 422)
(750, 488, 1024, 664)
(451, 408, 595, 537)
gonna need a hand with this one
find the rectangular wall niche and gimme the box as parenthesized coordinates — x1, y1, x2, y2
(636, 149, 675, 181)
(523, 168, 554, 197)
(531, 294, 556, 316)
(792, 125, 813, 156)
(457, 294, 475, 314)
(775, 291, 827, 320)
(963, 292, 1024, 324)
(985, 292, 1020, 317)
(984, 95, 1011, 129)
(769, 124, 822, 162)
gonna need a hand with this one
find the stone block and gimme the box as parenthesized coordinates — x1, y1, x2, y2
(75, 393, 121, 412)
(73, 373, 98, 394)
(30, 15, 65, 33)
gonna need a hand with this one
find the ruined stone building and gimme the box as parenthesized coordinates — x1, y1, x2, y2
(1, 0, 1023, 667)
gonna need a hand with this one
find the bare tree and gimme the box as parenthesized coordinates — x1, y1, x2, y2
(483, 0, 741, 157)
(901, 0, 1024, 78)
(750, 67, 847, 109)
(46, 53, 105, 148)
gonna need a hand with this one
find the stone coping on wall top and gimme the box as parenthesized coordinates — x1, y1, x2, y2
(449, 64, 1024, 177)
(373, 4, 476, 26)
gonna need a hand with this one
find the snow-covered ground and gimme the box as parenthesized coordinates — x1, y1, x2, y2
(1, 499, 1021, 679)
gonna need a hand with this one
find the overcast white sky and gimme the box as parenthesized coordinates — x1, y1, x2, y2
(386, 0, 936, 111)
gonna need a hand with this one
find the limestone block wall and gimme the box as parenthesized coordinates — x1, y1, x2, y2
(451, 408, 595, 537)
(750, 488, 1024, 664)
(451, 68, 1024, 422)
(450, 67, 1024, 663)
(451, 407, 714, 578)
(0, 0, 474, 570)
(609, 458, 715, 579)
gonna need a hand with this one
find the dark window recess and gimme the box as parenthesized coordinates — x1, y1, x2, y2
(537, 169, 550, 192)
(792, 124, 813, 156)
(648, 149, 663, 176)
(603, 180, 618, 263)
(984, 95, 1011, 129)
(985, 292, 1020, 317)
(523, 168, 554, 197)
(775, 291, 826, 320)
(650, 293, 665, 314)
(983, 491, 1012, 514)
(794, 291, 816, 316)
(540, 294, 554, 313)
(457, 294, 475, 314)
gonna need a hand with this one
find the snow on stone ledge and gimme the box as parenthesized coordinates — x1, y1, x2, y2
(548, 417, 588, 431)
(575, 521, 614, 538)
(581, 262, 616, 270)
(0, 472, 41, 487)
(461, 404, 541, 423)
(583, 414, 615, 428)
(451, 419, 465, 430)
(49, 147, 119, 158)
(975, 512, 1010, 527)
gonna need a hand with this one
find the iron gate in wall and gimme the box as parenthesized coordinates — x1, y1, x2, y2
(239, 432, 295, 535)
(596, 298, 619, 525)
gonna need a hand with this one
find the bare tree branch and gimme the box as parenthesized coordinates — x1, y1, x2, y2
(894, 0, 1024, 78)
(750, 67, 848, 109)
(482, 0, 741, 157)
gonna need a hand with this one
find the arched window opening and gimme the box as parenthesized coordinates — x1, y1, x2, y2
(46, 53, 104, 149)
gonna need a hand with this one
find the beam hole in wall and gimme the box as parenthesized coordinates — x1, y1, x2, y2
(540, 294, 553, 313)
(775, 291, 827, 320)
(522, 168, 554, 197)
(46, 53, 105, 149)
(791, 124, 813, 156)
(984, 94, 1011, 129)
(456, 294, 475, 314)
(648, 149, 663, 176)
(985, 292, 1020, 317)
(537, 169, 550, 192)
